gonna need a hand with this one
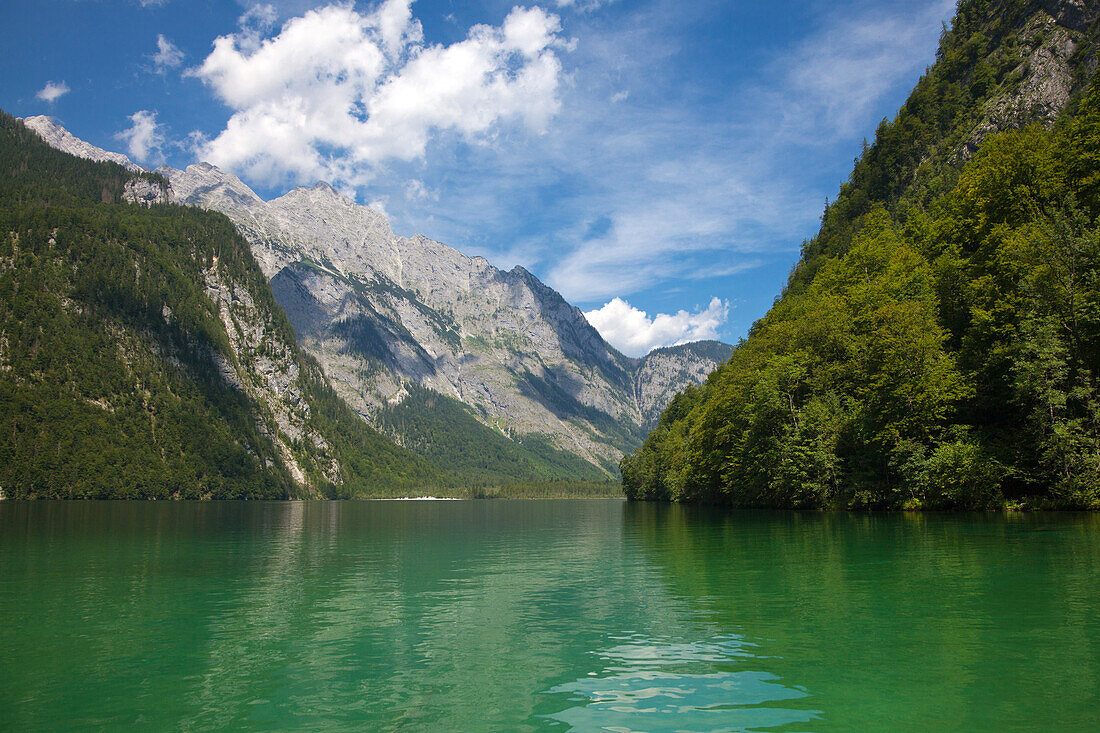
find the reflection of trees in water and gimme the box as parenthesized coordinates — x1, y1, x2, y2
(2, 501, 319, 729)
(168, 500, 745, 730)
(623, 504, 1100, 730)
(8, 502, 1096, 730)
(2, 501, 819, 730)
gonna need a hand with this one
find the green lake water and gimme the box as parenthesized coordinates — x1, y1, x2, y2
(1, 500, 1098, 731)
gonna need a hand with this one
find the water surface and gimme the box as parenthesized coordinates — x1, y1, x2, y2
(1, 500, 1098, 730)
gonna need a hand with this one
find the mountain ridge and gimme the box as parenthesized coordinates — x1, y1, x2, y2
(21, 114, 733, 475)
(0, 111, 446, 498)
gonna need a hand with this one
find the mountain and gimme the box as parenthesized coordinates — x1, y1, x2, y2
(622, 0, 1100, 509)
(0, 111, 443, 499)
(21, 115, 733, 477)
(630, 341, 735, 430)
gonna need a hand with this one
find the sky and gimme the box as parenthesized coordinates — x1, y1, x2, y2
(2, 0, 956, 356)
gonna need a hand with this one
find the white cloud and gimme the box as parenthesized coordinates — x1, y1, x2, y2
(189, 1, 567, 189)
(233, 4, 280, 55)
(584, 296, 729, 357)
(239, 3, 279, 33)
(138, 0, 169, 7)
(117, 110, 167, 164)
(166, 0, 951, 326)
(153, 34, 184, 72)
(35, 81, 69, 104)
(404, 179, 438, 201)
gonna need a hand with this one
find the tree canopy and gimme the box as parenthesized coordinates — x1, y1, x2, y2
(623, 6, 1100, 509)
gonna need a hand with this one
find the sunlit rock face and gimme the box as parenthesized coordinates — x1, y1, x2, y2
(957, 0, 1100, 160)
(23, 115, 732, 475)
(22, 115, 144, 173)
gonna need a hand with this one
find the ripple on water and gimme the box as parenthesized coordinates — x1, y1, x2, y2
(546, 634, 820, 732)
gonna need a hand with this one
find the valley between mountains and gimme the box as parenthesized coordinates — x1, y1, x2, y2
(5, 115, 730, 496)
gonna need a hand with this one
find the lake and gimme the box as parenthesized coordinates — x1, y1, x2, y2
(1, 500, 1098, 731)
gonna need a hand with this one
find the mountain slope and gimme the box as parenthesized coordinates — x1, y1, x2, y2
(22, 115, 734, 477)
(632, 341, 734, 430)
(163, 169, 713, 473)
(0, 111, 443, 498)
(622, 0, 1100, 509)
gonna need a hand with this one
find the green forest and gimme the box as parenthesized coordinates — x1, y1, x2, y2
(0, 111, 449, 498)
(622, 0, 1100, 509)
(376, 384, 612, 485)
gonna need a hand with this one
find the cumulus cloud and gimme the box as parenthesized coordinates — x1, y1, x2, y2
(189, 0, 567, 189)
(35, 81, 69, 104)
(152, 34, 184, 72)
(117, 110, 167, 164)
(584, 296, 729, 357)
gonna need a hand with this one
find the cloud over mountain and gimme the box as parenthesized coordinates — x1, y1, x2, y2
(189, 0, 566, 188)
(585, 297, 729, 357)
(35, 81, 69, 104)
(117, 110, 167, 164)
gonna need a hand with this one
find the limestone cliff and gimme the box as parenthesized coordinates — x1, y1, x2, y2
(22, 116, 732, 475)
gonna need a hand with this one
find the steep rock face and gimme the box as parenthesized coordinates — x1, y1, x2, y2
(21, 116, 732, 474)
(198, 178, 644, 469)
(177, 174, 733, 471)
(198, 257, 336, 488)
(3, 117, 297, 496)
(961, 0, 1100, 159)
(122, 177, 173, 207)
(21, 116, 332, 488)
(632, 341, 734, 429)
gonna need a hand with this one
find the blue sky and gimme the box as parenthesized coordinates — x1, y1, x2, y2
(2, 0, 955, 356)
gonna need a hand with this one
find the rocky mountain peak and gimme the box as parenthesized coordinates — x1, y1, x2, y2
(311, 180, 346, 197)
(275, 180, 356, 209)
(168, 162, 262, 207)
(23, 116, 734, 477)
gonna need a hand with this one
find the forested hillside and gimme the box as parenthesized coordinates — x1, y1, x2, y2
(0, 111, 443, 498)
(622, 0, 1100, 509)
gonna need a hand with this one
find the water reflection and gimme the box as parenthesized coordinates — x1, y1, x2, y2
(621, 504, 1100, 731)
(548, 634, 818, 732)
(3, 501, 1098, 731)
(8, 500, 770, 731)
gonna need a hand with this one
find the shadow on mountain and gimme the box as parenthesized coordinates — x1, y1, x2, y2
(518, 367, 645, 455)
(270, 264, 330, 339)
